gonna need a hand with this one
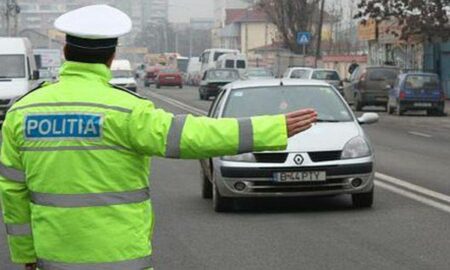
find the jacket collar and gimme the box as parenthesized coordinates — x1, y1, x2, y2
(59, 61, 112, 83)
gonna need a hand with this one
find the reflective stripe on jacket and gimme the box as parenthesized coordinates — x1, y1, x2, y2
(0, 61, 288, 268)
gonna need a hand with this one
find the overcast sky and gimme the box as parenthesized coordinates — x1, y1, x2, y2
(169, 0, 214, 23)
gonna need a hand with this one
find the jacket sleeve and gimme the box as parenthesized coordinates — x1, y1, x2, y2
(127, 100, 288, 159)
(0, 115, 36, 264)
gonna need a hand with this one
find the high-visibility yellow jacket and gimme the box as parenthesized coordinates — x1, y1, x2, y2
(0, 61, 287, 269)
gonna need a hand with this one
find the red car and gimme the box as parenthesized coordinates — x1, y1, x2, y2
(156, 68, 183, 89)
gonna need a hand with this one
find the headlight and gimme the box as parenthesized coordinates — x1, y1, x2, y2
(222, 153, 256, 162)
(341, 136, 371, 159)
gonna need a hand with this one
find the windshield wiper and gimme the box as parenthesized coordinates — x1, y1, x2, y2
(316, 119, 341, 123)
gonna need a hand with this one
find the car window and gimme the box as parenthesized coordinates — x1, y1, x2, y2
(0, 55, 26, 79)
(368, 68, 399, 81)
(112, 70, 132, 78)
(312, 70, 340, 81)
(290, 69, 310, 79)
(214, 52, 225, 61)
(248, 69, 273, 77)
(236, 60, 246, 69)
(207, 70, 239, 80)
(283, 69, 291, 78)
(404, 75, 439, 89)
(223, 86, 353, 122)
(225, 60, 234, 68)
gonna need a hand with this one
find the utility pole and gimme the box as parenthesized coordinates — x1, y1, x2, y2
(315, 0, 326, 68)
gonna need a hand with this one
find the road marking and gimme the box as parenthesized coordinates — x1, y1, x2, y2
(147, 91, 207, 115)
(375, 181, 450, 214)
(408, 131, 432, 138)
(149, 90, 450, 214)
(376, 172, 450, 204)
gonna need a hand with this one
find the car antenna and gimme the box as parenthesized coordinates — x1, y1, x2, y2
(280, 80, 284, 86)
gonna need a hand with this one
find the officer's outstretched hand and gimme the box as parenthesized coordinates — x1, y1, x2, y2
(285, 109, 317, 137)
(25, 263, 37, 270)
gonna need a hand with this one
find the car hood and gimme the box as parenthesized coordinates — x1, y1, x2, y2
(0, 79, 30, 99)
(286, 122, 361, 152)
(110, 78, 136, 85)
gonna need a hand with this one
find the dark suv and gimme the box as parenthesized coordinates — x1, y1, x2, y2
(344, 66, 400, 111)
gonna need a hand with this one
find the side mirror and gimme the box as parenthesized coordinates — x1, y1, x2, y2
(358, 113, 379, 125)
(32, 70, 40, 80)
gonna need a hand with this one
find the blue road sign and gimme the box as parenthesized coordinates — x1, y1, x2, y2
(297, 32, 311, 45)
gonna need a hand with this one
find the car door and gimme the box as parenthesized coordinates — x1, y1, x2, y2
(344, 67, 360, 104)
(200, 90, 227, 180)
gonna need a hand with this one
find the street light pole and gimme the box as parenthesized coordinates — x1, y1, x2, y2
(315, 0, 326, 68)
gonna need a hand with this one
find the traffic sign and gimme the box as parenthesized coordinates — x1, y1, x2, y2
(297, 32, 311, 45)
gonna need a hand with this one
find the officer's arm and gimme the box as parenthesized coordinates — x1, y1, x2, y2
(128, 101, 288, 159)
(0, 116, 36, 264)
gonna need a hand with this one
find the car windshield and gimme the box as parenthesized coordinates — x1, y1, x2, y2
(405, 75, 439, 89)
(312, 70, 340, 81)
(290, 69, 311, 79)
(160, 69, 178, 74)
(207, 70, 239, 80)
(248, 69, 273, 77)
(223, 86, 353, 122)
(368, 68, 399, 81)
(0, 55, 25, 78)
(112, 70, 132, 78)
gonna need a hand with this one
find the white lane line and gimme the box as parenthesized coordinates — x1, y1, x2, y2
(408, 131, 432, 138)
(147, 91, 207, 115)
(376, 173, 450, 204)
(375, 181, 450, 214)
(149, 90, 450, 213)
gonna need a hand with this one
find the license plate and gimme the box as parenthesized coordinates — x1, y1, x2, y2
(414, 102, 432, 107)
(274, 171, 326, 182)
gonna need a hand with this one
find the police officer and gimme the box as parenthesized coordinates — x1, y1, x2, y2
(0, 5, 317, 270)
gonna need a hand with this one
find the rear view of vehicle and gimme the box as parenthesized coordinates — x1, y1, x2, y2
(110, 59, 137, 92)
(388, 73, 445, 116)
(311, 69, 343, 94)
(245, 68, 275, 80)
(353, 66, 399, 111)
(0, 37, 39, 124)
(156, 68, 183, 89)
(199, 69, 240, 100)
(144, 66, 159, 87)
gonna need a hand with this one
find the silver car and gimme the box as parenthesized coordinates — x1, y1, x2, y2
(200, 79, 379, 212)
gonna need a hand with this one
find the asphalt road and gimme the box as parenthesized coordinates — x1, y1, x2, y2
(1, 85, 450, 270)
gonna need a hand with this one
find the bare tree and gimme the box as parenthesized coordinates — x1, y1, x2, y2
(355, 0, 450, 41)
(258, 0, 321, 54)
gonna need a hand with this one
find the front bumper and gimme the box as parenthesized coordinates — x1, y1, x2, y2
(214, 154, 375, 198)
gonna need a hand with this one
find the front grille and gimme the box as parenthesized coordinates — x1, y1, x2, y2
(0, 99, 10, 105)
(308, 151, 342, 162)
(249, 178, 348, 193)
(254, 153, 288, 163)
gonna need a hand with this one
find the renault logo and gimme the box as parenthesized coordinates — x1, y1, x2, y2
(293, 154, 304, 166)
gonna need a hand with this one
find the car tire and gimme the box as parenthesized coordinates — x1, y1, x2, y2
(396, 102, 404, 116)
(199, 91, 204, 100)
(213, 177, 234, 212)
(352, 188, 374, 208)
(179, 84, 183, 89)
(202, 171, 213, 199)
(355, 95, 363, 111)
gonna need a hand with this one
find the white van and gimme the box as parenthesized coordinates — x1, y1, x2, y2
(110, 59, 137, 92)
(200, 48, 240, 73)
(216, 53, 247, 75)
(0, 37, 39, 123)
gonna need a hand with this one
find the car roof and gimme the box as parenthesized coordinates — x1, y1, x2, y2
(208, 68, 238, 72)
(401, 71, 438, 76)
(289, 67, 313, 70)
(366, 65, 400, 69)
(313, 68, 338, 72)
(227, 79, 331, 90)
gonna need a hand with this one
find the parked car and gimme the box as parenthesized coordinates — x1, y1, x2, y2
(144, 66, 160, 87)
(310, 69, 344, 94)
(200, 79, 378, 212)
(387, 72, 446, 116)
(156, 67, 183, 89)
(216, 53, 248, 77)
(343, 66, 400, 111)
(245, 68, 275, 80)
(199, 68, 240, 100)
